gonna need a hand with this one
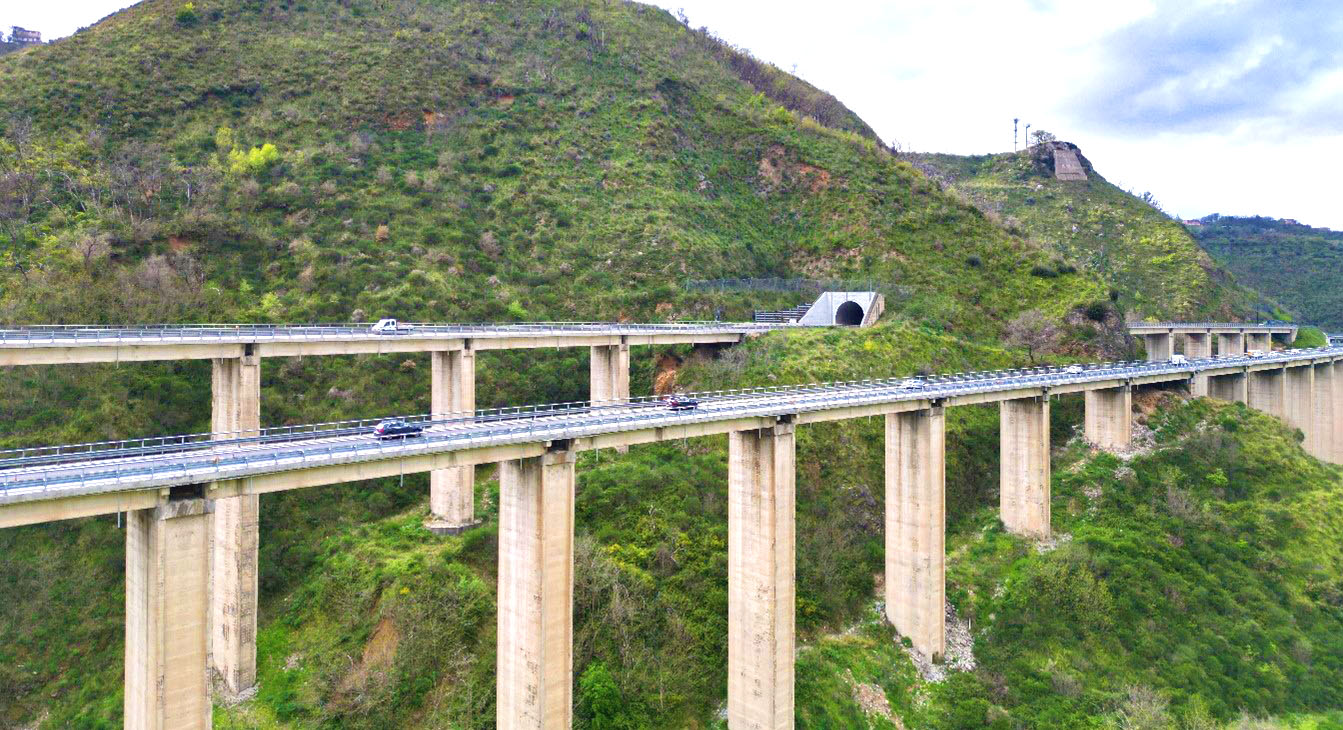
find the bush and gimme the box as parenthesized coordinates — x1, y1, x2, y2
(1084, 301, 1110, 322)
(176, 2, 200, 26)
(1030, 265, 1057, 278)
(966, 255, 982, 268)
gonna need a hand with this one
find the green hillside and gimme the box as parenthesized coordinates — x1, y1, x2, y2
(1193, 216, 1343, 329)
(911, 147, 1267, 321)
(1, 0, 1341, 728)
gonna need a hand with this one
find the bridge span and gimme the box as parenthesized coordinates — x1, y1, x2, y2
(5, 344, 1343, 728)
(1127, 321, 1298, 360)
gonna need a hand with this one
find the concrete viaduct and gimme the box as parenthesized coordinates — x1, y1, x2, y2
(4, 336, 1343, 728)
(1128, 321, 1298, 360)
(0, 321, 777, 705)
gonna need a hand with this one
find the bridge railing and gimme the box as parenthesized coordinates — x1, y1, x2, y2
(0, 320, 798, 346)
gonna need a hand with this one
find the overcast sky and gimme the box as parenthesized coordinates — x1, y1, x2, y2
(8, 0, 1342, 228)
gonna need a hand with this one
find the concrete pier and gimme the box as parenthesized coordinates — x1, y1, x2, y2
(728, 423, 796, 729)
(1144, 333, 1172, 361)
(1284, 365, 1314, 445)
(209, 356, 260, 694)
(1247, 332, 1272, 352)
(1184, 332, 1211, 359)
(497, 444, 576, 729)
(1311, 363, 1334, 460)
(1084, 385, 1131, 450)
(1334, 362, 1343, 463)
(1185, 334, 1212, 395)
(1217, 332, 1245, 357)
(1208, 371, 1249, 403)
(1000, 397, 1051, 537)
(590, 343, 630, 405)
(126, 497, 212, 730)
(885, 408, 945, 659)
(1248, 368, 1285, 418)
(429, 348, 478, 533)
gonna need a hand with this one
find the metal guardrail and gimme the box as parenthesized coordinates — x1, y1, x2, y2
(3, 346, 1340, 502)
(1127, 322, 1298, 331)
(0, 321, 797, 347)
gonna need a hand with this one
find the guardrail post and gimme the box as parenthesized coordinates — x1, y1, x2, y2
(428, 345, 479, 534)
(209, 353, 261, 695)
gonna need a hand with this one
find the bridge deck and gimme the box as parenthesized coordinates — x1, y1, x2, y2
(2, 347, 1338, 527)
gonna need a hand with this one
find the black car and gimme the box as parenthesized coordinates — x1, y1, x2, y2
(663, 394, 699, 411)
(373, 419, 424, 440)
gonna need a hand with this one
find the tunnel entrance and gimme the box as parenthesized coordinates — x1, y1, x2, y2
(835, 301, 865, 326)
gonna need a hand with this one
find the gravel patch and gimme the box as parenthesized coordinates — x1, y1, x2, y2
(904, 601, 976, 682)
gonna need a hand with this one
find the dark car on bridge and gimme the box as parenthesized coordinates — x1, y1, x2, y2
(373, 419, 424, 440)
(662, 394, 699, 411)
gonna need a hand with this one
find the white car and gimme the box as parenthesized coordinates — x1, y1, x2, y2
(1170, 354, 1188, 364)
(1064, 365, 1084, 374)
(896, 378, 925, 389)
(1246, 349, 1265, 357)
(372, 318, 406, 334)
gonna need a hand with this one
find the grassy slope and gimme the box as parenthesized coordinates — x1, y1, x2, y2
(912, 149, 1266, 321)
(1194, 216, 1343, 329)
(0, 0, 1113, 725)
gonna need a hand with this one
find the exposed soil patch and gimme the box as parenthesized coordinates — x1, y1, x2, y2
(653, 352, 681, 395)
(903, 601, 976, 682)
(844, 669, 895, 723)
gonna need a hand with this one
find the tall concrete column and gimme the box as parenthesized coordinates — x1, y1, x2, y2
(1084, 385, 1131, 450)
(1217, 332, 1245, 357)
(429, 347, 477, 533)
(210, 355, 260, 695)
(1248, 367, 1285, 419)
(1333, 361, 1343, 463)
(1184, 332, 1212, 359)
(126, 496, 212, 730)
(1145, 333, 1172, 361)
(728, 422, 796, 729)
(1284, 365, 1314, 445)
(1311, 363, 1335, 462)
(1247, 332, 1272, 352)
(1208, 372, 1249, 403)
(885, 407, 945, 659)
(589, 342, 630, 405)
(497, 443, 576, 729)
(1185, 333, 1212, 395)
(1000, 397, 1051, 538)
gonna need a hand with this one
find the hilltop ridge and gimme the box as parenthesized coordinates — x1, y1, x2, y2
(912, 144, 1268, 321)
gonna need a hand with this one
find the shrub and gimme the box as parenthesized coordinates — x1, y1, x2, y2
(1084, 301, 1110, 322)
(966, 255, 982, 268)
(1030, 265, 1057, 278)
(228, 143, 279, 176)
(176, 2, 200, 26)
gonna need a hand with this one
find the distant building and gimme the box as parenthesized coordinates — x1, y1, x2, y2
(1182, 219, 1203, 227)
(1282, 218, 1299, 226)
(9, 26, 41, 44)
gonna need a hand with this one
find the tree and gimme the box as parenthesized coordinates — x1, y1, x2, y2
(1005, 309, 1060, 363)
(1031, 129, 1056, 146)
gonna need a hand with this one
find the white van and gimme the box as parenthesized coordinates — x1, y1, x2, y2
(371, 318, 400, 334)
(1170, 354, 1188, 365)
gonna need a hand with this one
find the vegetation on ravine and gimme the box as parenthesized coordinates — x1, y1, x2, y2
(1193, 216, 1343, 330)
(1, 0, 1341, 727)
